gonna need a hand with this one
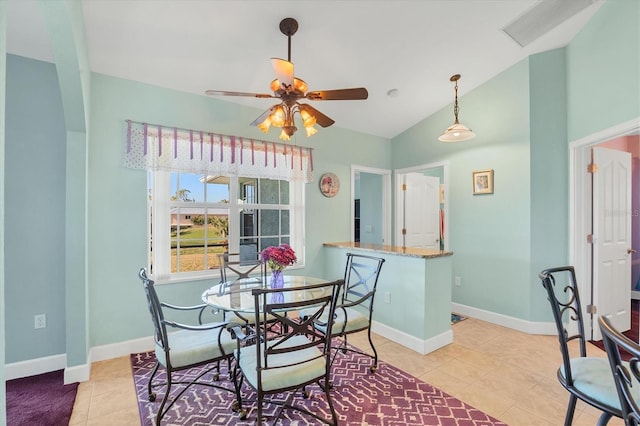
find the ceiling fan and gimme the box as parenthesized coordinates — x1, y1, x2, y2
(205, 17, 368, 141)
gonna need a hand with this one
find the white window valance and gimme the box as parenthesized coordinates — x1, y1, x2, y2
(123, 120, 314, 182)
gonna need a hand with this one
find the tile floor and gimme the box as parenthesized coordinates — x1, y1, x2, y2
(69, 316, 625, 425)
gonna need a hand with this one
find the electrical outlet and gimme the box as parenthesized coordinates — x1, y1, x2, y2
(455, 276, 461, 287)
(34, 314, 47, 329)
(384, 292, 391, 303)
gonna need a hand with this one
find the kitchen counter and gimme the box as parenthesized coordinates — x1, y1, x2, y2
(323, 241, 453, 259)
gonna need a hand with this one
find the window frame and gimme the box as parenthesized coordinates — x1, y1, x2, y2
(148, 171, 305, 284)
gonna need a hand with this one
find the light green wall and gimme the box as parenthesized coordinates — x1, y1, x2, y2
(1, 1, 7, 421)
(566, 0, 640, 141)
(5, 55, 67, 361)
(87, 73, 390, 346)
(529, 48, 568, 321)
(392, 60, 532, 319)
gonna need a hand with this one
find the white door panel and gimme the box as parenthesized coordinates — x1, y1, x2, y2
(592, 146, 632, 340)
(403, 173, 440, 249)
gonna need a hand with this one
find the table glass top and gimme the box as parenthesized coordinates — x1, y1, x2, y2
(202, 275, 328, 313)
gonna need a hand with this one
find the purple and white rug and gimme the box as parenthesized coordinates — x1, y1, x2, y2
(131, 344, 507, 425)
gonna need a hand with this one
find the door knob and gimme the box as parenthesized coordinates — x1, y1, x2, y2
(629, 248, 637, 254)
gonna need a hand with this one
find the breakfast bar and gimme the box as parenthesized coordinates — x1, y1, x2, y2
(323, 242, 453, 354)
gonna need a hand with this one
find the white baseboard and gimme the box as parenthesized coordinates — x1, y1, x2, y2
(5, 336, 155, 383)
(452, 302, 557, 335)
(5, 353, 67, 381)
(371, 321, 454, 355)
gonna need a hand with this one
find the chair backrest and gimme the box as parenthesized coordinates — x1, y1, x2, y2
(599, 315, 640, 425)
(138, 268, 170, 353)
(342, 253, 385, 309)
(251, 280, 343, 375)
(539, 266, 587, 386)
(218, 251, 264, 284)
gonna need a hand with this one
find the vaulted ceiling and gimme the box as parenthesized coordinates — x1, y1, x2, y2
(6, 0, 603, 138)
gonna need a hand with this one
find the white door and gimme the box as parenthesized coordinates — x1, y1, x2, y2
(592, 146, 633, 340)
(402, 173, 440, 249)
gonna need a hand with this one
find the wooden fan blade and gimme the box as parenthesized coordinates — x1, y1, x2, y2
(205, 90, 273, 99)
(271, 58, 294, 92)
(299, 103, 335, 128)
(305, 87, 368, 101)
(250, 107, 275, 126)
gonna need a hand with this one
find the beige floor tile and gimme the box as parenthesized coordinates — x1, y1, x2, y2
(68, 316, 626, 425)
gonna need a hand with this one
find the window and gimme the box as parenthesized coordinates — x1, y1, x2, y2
(148, 171, 305, 282)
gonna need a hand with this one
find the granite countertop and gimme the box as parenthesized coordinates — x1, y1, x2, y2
(323, 242, 453, 259)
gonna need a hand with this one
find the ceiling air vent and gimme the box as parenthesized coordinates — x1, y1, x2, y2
(502, 0, 597, 47)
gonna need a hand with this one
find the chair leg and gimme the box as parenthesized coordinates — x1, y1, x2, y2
(147, 362, 160, 402)
(322, 378, 338, 426)
(367, 328, 378, 373)
(596, 412, 613, 426)
(564, 394, 577, 426)
(156, 371, 173, 426)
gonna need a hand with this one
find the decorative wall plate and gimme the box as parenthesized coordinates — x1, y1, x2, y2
(319, 173, 340, 197)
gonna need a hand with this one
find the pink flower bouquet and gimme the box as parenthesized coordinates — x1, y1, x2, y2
(260, 244, 297, 271)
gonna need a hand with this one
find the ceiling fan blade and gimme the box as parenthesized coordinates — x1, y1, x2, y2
(305, 87, 368, 101)
(249, 107, 275, 126)
(205, 89, 273, 99)
(298, 103, 335, 128)
(271, 58, 295, 92)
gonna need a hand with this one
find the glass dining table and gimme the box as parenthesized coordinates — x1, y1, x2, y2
(201, 275, 330, 315)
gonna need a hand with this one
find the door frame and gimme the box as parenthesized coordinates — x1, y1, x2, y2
(570, 117, 639, 338)
(394, 161, 450, 249)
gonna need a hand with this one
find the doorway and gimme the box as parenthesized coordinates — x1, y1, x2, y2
(571, 118, 640, 340)
(350, 165, 392, 245)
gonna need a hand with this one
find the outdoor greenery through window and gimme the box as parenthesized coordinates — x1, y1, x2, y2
(148, 171, 304, 281)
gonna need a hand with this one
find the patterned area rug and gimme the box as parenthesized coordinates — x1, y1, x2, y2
(131, 342, 507, 425)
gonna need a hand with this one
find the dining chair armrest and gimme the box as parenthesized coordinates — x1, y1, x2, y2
(339, 290, 374, 309)
(162, 319, 229, 332)
(229, 324, 256, 342)
(160, 302, 218, 325)
(160, 302, 207, 311)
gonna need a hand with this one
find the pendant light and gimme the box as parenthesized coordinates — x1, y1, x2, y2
(439, 74, 476, 142)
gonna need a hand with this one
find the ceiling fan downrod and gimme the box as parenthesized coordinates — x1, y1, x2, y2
(279, 17, 298, 62)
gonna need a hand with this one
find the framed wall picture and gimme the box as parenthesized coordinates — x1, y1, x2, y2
(472, 169, 494, 195)
(319, 172, 340, 197)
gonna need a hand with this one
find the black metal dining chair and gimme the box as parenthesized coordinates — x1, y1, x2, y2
(306, 253, 385, 373)
(230, 279, 344, 425)
(138, 268, 236, 426)
(599, 315, 640, 425)
(539, 266, 623, 426)
(217, 252, 269, 327)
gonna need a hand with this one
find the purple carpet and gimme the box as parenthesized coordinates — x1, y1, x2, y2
(131, 344, 508, 425)
(6, 370, 78, 426)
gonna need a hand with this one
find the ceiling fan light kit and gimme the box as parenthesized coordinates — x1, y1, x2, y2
(206, 17, 368, 141)
(439, 74, 476, 143)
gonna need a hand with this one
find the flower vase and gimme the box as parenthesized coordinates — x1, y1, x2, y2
(270, 270, 284, 304)
(270, 270, 284, 289)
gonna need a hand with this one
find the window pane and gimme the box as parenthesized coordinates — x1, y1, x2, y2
(260, 179, 280, 204)
(260, 209, 280, 236)
(281, 210, 290, 235)
(170, 206, 228, 273)
(171, 173, 199, 202)
(239, 177, 257, 204)
(280, 181, 289, 204)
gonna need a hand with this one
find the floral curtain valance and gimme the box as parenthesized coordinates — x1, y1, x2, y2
(123, 120, 314, 182)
